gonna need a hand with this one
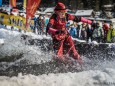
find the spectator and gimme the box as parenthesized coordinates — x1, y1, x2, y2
(102, 21, 110, 42)
(36, 14, 45, 35)
(107, 23, 115, 42)
(86, 24, 93, 42)
(66, 22, 70, 31)
(44, 14, 50, 33)
(33, 16, 37, 33)
(92, 22, 104, 43)
(69, 24, 78, 38)
(81, 23, 87, 40)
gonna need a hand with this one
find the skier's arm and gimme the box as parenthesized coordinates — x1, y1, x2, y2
(46, 23, 64, 35)
(46, 24, 56, 35)
(46, 17, 57, 35)
(67, 14, 92, 24)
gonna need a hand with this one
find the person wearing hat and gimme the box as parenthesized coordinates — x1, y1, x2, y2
(46, 2, 92, 62)
(102, 21, 110, 42)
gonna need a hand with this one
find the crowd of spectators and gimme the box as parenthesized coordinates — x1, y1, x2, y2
(67, 21, 115, 43)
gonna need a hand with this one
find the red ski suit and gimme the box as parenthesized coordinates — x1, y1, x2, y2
(46, 13, 92, 60)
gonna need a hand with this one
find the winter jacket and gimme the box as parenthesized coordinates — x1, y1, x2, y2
(86, 27, 93, 37)
(69, 27, 77, 38)
(92, 26, 104, 38)
(107, 27, 115, 42)
(46, 13, 92, 40)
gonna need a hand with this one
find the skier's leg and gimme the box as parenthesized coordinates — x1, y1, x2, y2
(66, 35, 81, 60)
(53, 39, 64, 59)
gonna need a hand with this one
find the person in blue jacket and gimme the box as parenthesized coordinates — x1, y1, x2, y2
(33, 16, 37, 33)
(69, 24, 78, 38)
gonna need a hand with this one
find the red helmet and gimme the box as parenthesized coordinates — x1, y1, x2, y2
(54, 2, 67, 12)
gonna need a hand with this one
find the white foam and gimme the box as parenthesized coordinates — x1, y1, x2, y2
(0, 68, 115, 86)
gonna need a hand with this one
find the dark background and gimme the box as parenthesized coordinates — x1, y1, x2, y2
(2, 0, 115, 11)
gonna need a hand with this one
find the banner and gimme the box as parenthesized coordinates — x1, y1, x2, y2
(26, 0, 41, 30)
(23, 0, 26, 9)
(0, 13, 34, 32)
(10, 0, 16, 7)
(0, 0, 2, 6)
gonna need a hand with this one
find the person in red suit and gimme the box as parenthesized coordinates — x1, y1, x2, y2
(46, 2, 92, 62)
(103, 21, 110, 42)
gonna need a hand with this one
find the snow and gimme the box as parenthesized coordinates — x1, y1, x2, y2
(0, 39, 4, 45)
(0, 68, 115, 86)
(75, 10, 93, 17)
(43, 7, 54, 13)
(0, 24, 115, 86)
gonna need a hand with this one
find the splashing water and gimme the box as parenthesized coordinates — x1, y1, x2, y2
(0, 28, 115, 75)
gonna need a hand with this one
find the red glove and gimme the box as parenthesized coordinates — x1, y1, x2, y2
(81, 17, 92, 24)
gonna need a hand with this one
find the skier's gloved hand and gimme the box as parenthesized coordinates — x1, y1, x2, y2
(55, 30, 65, 34)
